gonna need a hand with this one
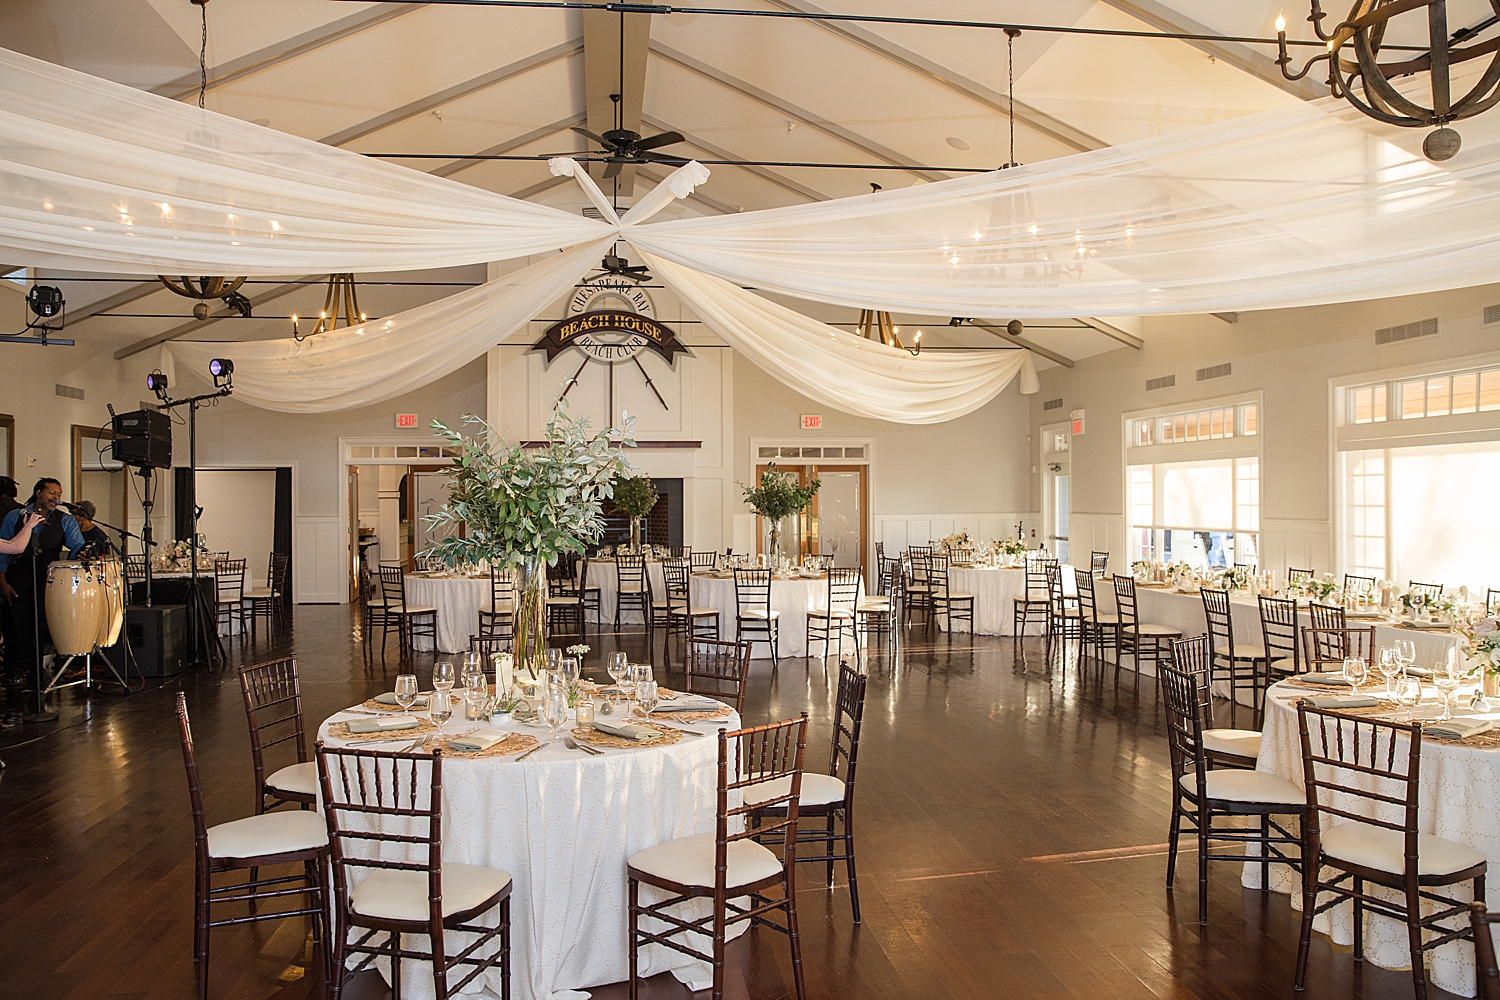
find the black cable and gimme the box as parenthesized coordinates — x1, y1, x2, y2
(198, 3, 207, 110)
(360, 152, 998, 171)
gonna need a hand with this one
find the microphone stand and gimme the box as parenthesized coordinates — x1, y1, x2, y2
(22, 509, 58, 723)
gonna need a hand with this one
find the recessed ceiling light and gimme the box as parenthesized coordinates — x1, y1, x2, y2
(946, 136, 971, 151)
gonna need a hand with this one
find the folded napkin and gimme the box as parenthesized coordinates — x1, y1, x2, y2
(374, 692, 428, 708)
(1301, 672, 1352, 686)
(1405, 666, 1434, 678)
(1303, 695, 1380, 709)
(591, 718, 658, 742)
(1424, 718, 1493, 740)
(446, 728, 508, 752)
(345, 716, 419, 734)
(653, 697, 723, 713)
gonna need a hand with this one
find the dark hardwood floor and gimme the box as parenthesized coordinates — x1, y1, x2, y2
(0, 609, 1445, 1000)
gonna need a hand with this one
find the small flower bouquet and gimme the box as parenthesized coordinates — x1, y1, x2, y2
(566, 643, 590, 658)
(939, 530, 973, 551)
(1458, 618, 1500, 686)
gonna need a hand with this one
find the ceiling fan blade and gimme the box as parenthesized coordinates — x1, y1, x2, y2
(602, 159, 623, 179)
(633, 130, 685, 151)
(570, 126, 609, 145)
(639, 150, 689, 164)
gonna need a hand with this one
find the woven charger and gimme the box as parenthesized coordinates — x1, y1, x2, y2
(571, 720, 684, 749)
(431, 732, 539, 759)
(650, 704, 732, 723)
(327, 717, 437, 741)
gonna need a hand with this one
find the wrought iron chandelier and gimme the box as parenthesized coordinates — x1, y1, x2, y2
(1276, 0, 1500, 161)
(158, 275, 252, 320)
(291, 273, 364, 342)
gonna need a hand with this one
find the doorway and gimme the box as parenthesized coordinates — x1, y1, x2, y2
(1041, 423, 1071, 564)
(753, 463, 868, 574)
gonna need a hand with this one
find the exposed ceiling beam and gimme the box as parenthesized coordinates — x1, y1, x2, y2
(1098, 0, 1324, 101)
(504, 174, 575, 203)
(319, 41, 583, 147)
(113, 279, 312, 360)
(1075, 316, 1144, 350)
(971, 320, 1074, 368)
(583, 10, 651, 187)
(640, 114, 829, 202)
(152, 3, 424, 101)
(1212, 312, 1240, 324)
(55, 280, 167, 327)
(433, 114, 587, 178)
(650, 41, 948, 183)
(764, 0, 1105, 154)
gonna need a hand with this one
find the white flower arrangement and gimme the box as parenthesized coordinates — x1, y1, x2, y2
(1459, 618, 1500, 678)
(565, 643, 590, 658)
(939, 530, 973, 551)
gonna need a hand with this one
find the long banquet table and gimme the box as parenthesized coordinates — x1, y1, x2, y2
(318, 700, 742, 1000)
(689, 571, 859, 659)
(1249, 679, 1500, 997)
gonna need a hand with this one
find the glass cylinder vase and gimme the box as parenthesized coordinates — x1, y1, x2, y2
(511, 557, 548, 679)
(767, 519, 782, 562)
(629, 516, 643, 554)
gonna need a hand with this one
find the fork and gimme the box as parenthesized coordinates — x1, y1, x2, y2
(563, 735, 604, 756)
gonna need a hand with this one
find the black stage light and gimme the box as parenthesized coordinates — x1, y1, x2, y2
(146, 372, 169, 396)
(208, 358, 233, 378)
(26, 285, 64, 318)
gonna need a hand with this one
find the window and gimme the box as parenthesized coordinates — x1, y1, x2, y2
(1347, 363, 1500, 424)
(1127, 401, 1258, 448)
(1128, 457, 1260, 570)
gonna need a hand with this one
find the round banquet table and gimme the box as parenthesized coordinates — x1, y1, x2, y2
(404, 574, 491, 654)
(318, 703, 742, 1000)
(584, 559, 667, 626)
(1249, 679, 1500, 996)
(943, 565, 1046, 636)
(689, 571, 860, 659)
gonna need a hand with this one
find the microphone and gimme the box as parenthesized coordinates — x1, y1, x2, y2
(57, 501, 83, 512)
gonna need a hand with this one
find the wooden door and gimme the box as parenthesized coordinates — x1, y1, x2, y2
(809, 465, 867, 575)
(754, 464, 811, 560)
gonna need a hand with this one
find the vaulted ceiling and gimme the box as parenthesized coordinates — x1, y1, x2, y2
(1, 0, 1367, 365)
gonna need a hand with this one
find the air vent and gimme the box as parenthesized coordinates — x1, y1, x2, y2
(1196, 363, 1232, 382)
(581, 206, 605, 221)
(54, 383, 84, 400)
(1042, 397, 1064, 411)
(1485, 304, 1500, 325)
(1375, 317, 1438, 345)
(1145, 375, 1176, 391)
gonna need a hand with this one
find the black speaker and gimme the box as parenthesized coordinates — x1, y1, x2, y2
(123, 604, 186, 677)
(111, 409, 172, 469)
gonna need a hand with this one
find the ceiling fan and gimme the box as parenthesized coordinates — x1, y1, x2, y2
(597, 250, 651, 283)
(571, 97, 686, 179)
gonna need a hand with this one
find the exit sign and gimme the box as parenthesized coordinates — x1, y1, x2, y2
(800, 414, 822, 430)
(395, 413, 419, 429)
(1070, 408, 1085, 436)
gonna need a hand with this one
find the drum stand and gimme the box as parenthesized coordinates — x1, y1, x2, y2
(43, 646, 128, 695)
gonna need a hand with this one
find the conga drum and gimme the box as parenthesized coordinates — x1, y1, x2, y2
(95, 557, 125, 648)
(45, 560, 105, 656)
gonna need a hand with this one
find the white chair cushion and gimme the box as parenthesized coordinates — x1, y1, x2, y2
(545, 596, 579, 605)
(740, 609, 780, 620)
(618, 585, 645, 594)
(245, 587, 274, 599)
(1320, 822, 1487, 877)
(808, 608, 855, 619)
(350, 863, 512, 922)
(855, 598, 890, 610)
(1179, 769, 1304, 806)
(403, 606, 437, 615)
(482, 602, 513, 615)
(1132, 623, 1181, 636)
(266, 761, 318, 797)
(628, 833, 782, 890)
(673, 606, 719, 617)
(1269, 657, 1296, 674)
(742, 772, 846, 809)
(207, 809, 328, 860)
(1202, 729, 1262, 760)
(1094, 613, 1122, 624)
(938, 593, 974, 601)
(1216, 642, 1268, 660)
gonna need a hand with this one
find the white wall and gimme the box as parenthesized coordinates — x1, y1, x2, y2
(195, 469, 276, 588)
(1032, 279, 1500, 577)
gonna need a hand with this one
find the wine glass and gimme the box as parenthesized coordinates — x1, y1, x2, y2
(463, 651, 482, 685)
(1411, 592, 1428, 620)
(1341, 656, 1367, 696)
(635, 680, 660, 717)
(394, 673, 418, 715)
(1397, 639, 1417, 673)
(1378, 648, 1402, 697)
(628, 663, 653, 703)
(541, 685, 569, 743)
(433, 661, 455, 693)
(561, 656, 580, 688)
(429, 690, 453, 739)
(545, 647, 562, 674)
(1434, 662, 1462, 721)
(608, 652, 628, 690)
(461, 659, 487, 720)
(1395, 674, 1422, 722)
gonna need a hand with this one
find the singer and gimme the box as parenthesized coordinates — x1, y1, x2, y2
(0, 478, 85, 688)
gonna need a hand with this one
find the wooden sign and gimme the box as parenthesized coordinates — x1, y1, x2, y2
(534, 311, 689, 365)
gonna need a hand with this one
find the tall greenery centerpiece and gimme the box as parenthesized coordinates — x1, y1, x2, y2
(612, 474, 659, 553)
(741, 463, 820, 562)
(423, 406, 634, 677)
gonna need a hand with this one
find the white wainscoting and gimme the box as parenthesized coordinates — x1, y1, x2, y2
(871, 512, 1035, 561)
(1068, 513, 1127, 575)
(295, 515, 344, 604)
(1258, 518, 1333, 578)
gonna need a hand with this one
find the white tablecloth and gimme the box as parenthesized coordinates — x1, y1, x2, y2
(1251, 680, 1500, 996)
(404, 574, 489, 654)
(944, 566, 1045, 636)
(318, 705, 742, 1000)
(689, 573, 860, 659)
(585, 559, 667, 626)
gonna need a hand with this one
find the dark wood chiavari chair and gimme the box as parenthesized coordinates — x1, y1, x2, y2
(855, 561, 901, 648)
(749, 662, 868, 923)
(177, 693, 329, 1000)
(664, 559, 720, 648)
(317, 745, 512, 1000)
(1489, 588, 1500, 617)
(1234, 562, 1257, 577)
(614, 553, 651, 630)
(903, 548, 933, 625)
(690, 550, 718, 574)
(1308, 601, 1347, 632)
(1343, 572, 1377, 597)
(378, 563, 436, 655)
(1201, 587, 1270, 728)
(666, 545, 691, 559)
(1301, 626, 1377, 672)
(733, 567, 780, 668)
(1408, 580, 1445, 603)
(808, 567, 861, 658)
(1471, 903, 1500, 1000)
(478, 565, 515, 639)
(1160, 660, 1305, 927)
(1044, 562, 1082, 651)
(1257, 594, 1300, 678)
(684, 637, 752, 712)
(1073, 569, 1119, 670)
(469, 633, 513, 660)
(238, 656, 315, 813)
(1112, 575, 1180, 700)
(246, 551, 290, 633)
(1295, 705, 1486, 999)
(545, 555, 588, 638)
(1286, 567, 1314, 585)
(628, 715, 809, 1000)
(213, 558, 247, 637)
(927, 553, 974, 635)
(1170, 635, 1261, 767)
(1012, 554, 1053, 638)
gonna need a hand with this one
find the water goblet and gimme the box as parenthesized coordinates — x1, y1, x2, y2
(635, 680, 660, 717)
(541, 686, 569, 743)
(1395, 674, 1422, 721)
(394, 673, 418, 715)
(561, 656, 580, 688)
(1397, 639, 1417, 673)
(429, 690, 454, 739)
(545, 648, 562, 674)
(433, 661, 455, 693)
(1378, 648, 1401, 697)
(1341, 656, 1367, 697)
(1434, 663, 1462, 721)
(608, 652, 628, 689)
